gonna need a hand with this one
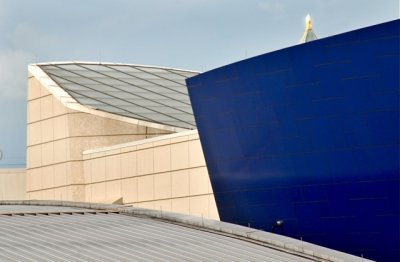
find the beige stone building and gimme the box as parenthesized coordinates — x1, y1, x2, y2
(22, 62, 219, 219)
(0, 168, 26, 200)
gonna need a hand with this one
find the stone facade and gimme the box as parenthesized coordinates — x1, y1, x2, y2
(0, 168, 26, 200)
(27, 73, 170, 201)
(83, 130, 219, 220)
(25, 66, 219, 220)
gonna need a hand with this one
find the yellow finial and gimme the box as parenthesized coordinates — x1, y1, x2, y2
(305, 14, 312, 30)
(300, 14, 317, 43)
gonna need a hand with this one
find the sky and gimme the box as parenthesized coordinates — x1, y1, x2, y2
(0, 0, 398, 167)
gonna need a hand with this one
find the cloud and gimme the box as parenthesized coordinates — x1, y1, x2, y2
(0, 49, 35, 99)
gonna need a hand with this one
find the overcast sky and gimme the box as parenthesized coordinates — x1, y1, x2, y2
(0, 0, 398, 167)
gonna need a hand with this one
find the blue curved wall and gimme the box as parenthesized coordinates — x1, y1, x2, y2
(187, 20, 399, 261)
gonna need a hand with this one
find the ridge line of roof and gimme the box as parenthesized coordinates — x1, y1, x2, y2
(30, 61, 201, 74)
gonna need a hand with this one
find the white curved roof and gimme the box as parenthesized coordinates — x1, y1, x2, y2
(33, 62, 198, 130)
(0, 201, 371, 262)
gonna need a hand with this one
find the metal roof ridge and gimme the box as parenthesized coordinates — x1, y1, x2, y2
(29, 61, 201, 74)
(122, 207, 374, 262)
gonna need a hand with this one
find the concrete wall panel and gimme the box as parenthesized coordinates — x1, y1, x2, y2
(41, 142, 54, 166)
(154, 145, 170, 173)
(171, 142, 189, 170)
(40, 96, 53, 119)
(28, 122, 41, 146)
(52, 98, 67, 116)
(83, 131, 219, 220)
(28, 99, 41, 123)
(121, 177, 138, 203)
(171, 170, 189, 198)
(28, 78, 41, 101)
(106, 180, 121, 203)
(53, 139, 68, 163)
(189, 140, 206, 167)
(54, 163, 67, 187)
(53, 115, 67, 140)
(28, 145, 42, 168)
(106, 155, 121, 181)
(172, 197, 190, 215)
(189, 195, 209, 218)
(121, 152, 137, 178)
(189, 167, 209, 196)
(91, 157, 106, 183)
(154, 172, 171, 200)
(41, 165, 54, 189)
(137, 148, 154, 175)
(138, 176, 154, 202)
(0, 169, 26, 200)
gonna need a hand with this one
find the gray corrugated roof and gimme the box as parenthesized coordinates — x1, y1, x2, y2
(38, 62, 198, 129)
(0, 201, 373, 262)
(0, 212, 312, 261)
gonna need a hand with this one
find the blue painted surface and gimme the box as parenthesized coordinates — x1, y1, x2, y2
(187, 20, 399, 261)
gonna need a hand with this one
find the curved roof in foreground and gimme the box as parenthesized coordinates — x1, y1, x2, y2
(29, 62, 198, 131)
(0, 201, 372, 262)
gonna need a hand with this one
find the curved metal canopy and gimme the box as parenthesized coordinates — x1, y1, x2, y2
(39, 62, 198, 130)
